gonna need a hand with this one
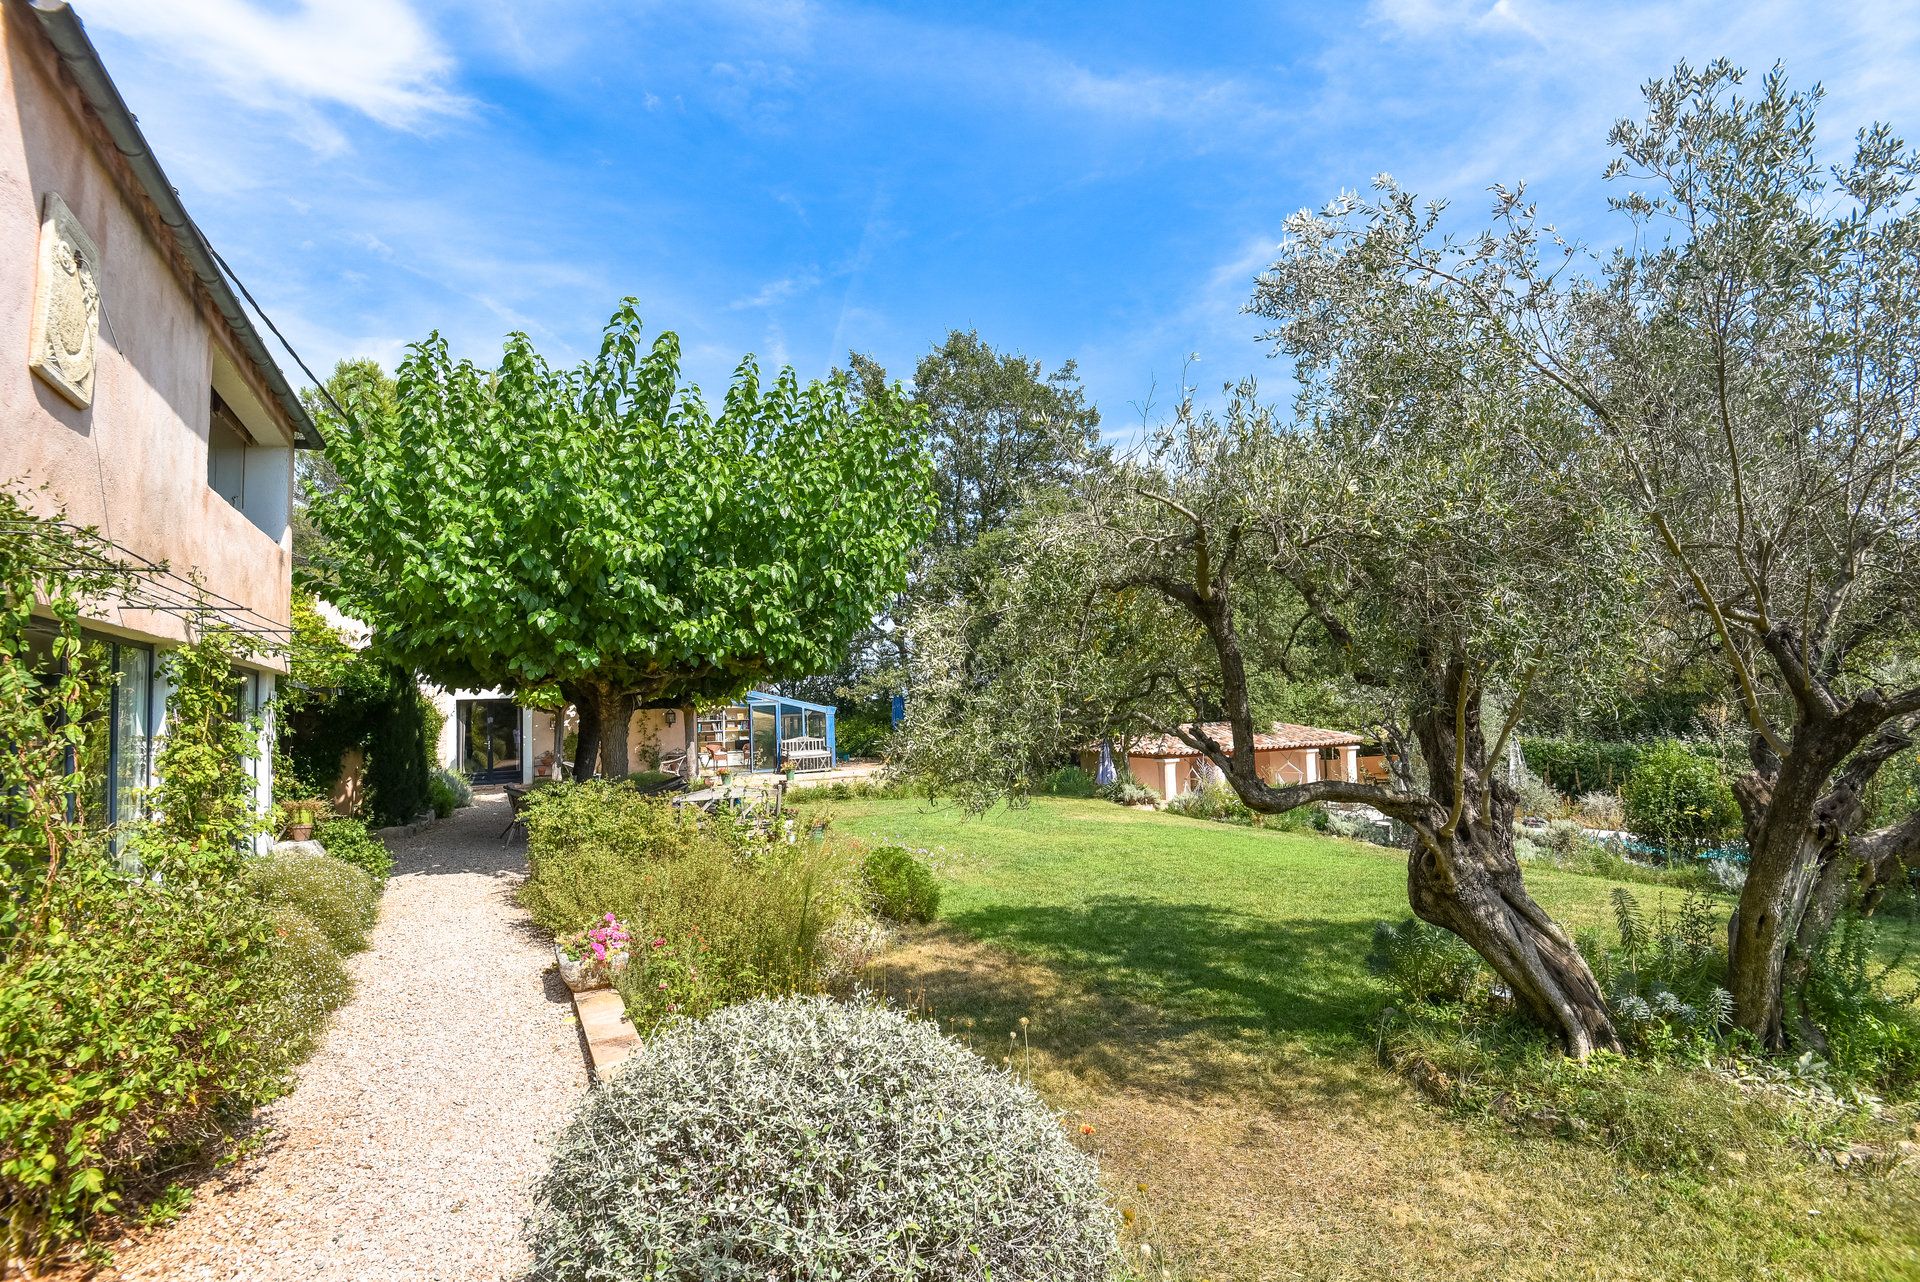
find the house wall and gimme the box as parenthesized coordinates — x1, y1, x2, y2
(1122, 745, 1359, 799)
(628, 707, 692, 772)
(0, 7, 293, 668)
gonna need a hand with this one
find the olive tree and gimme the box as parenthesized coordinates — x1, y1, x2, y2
(901, 334, 1644, 1054)
(1255, 62, 1920, 1048)
(311, 301, 934, 778)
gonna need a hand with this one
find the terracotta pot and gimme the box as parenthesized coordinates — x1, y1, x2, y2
(286, 823, 313, 842)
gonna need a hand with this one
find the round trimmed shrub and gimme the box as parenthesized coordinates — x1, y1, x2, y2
(861, 845, 939, 923)
(245, 904, 354, 1063)
(528, 996, 1118, 1281)
(245, 849, 380, 953)
(1621, 740, 1740, 860)
(313, 816, 393, 882)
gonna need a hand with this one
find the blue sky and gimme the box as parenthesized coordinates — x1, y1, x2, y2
(79, 0, 1920, 435)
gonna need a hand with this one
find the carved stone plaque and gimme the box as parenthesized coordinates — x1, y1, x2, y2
(28, 192, 101, 408)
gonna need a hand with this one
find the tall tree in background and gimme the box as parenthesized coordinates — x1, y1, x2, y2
(791, 335, 1108, 738)
(294, 359, 397, 569)
(914, 329, 1105, 550)
(1257, 62, 1920, 1048)
(310, 301, 933, 778)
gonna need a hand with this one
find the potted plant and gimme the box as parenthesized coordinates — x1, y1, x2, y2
(807, 805, 837, 844)
(556, 913, 633, 992)
(281, 798, 325, 842)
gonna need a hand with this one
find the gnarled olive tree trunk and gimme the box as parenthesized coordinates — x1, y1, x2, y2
(1726, 713, 1919, 1050)
(1164, 573, 1620, 1058)
(1402, 667, 1619, 1058)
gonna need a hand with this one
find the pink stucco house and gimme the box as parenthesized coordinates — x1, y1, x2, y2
(1085, 721, 1370, 800)
(1, 0, 320, 829)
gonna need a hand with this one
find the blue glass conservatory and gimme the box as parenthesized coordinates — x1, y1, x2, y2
(694, 690, 838, 773)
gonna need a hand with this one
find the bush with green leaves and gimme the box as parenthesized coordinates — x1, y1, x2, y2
(521, 782, 859, 1028)
(519, 781, 748, 928)
(434, 766, 473, 809)
(248, 904, 354, 1065)
(0, 500, 351, 1265)
(1520, 736, 1649, 797)
(861, 846, 939, 924)
(1621, 741, 1741, 861)
(0, 869, 349, 1264)
(1800, 913, 1920, 1096)
(527, 996, 1117, 1281)
(1368, 918, 1484, 1004)
(1098, 777, 1158, 806)
(245, 850, 380, 954)
(785, 776, 916, 802)
(1036, 764, 1098, 797)
(1164, 778, 1253, 824)
(1584, 888, 1731, 1050)
(313, 817, 393, 882)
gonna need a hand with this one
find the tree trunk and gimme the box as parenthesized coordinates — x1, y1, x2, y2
(561, 680, 634, 781)
(570, 689, 600, 781)
(1408, 828, 1622, 1056)
(1155, 564, 1618, 1057)
(1726, 753, 1869, 1049)
(586, 681, 634, 780)
(1404, 661, 1621, 1057)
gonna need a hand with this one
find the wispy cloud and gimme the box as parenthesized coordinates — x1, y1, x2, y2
(78, 0, 467, 151)
(730, 271, 821, 310)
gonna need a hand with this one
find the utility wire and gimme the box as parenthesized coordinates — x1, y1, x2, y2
(189, 217, 356, 432)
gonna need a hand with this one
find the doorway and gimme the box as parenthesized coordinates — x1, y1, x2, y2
(458, 699, 522, 783)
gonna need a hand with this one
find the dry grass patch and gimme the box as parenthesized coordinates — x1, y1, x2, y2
(868, 927, 1920, 1282)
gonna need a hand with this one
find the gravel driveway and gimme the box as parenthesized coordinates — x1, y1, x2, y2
(107, 793, 589, 1282)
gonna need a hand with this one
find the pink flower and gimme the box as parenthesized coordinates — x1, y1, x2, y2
(651, 937, 666, 949)
(657, 981, 668, 990)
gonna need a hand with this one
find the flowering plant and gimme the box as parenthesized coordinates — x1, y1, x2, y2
(558, 913, 632, 964)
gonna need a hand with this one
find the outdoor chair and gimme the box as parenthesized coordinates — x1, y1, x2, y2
(501, 778, 559, 843)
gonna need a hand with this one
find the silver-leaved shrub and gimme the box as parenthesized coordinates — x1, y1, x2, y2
(528, 995, 1118, 1281)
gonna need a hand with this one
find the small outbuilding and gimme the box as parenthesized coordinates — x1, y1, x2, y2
(1085, 722, 1368, 799)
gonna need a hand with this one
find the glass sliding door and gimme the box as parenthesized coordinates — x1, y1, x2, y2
(750, 706, 777, 771)
(458, 699, 522, 782)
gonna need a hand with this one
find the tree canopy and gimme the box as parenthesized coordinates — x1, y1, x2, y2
(310, 300, 934, 776)
(1256, 60, 1920, 1047)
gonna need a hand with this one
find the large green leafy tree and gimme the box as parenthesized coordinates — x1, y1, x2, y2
(310, 301, 934, 778)
(911, 330, 1104, 551)
(775, 336, 1105, 736)
(1257, 62, 1920, 1049)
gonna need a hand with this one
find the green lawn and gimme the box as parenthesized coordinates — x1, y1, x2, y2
(838, 796, 1682, 1049)
(824, 796, 1920, 1282)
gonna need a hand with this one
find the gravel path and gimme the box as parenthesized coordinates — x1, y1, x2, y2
(108, 794, 589, 1282)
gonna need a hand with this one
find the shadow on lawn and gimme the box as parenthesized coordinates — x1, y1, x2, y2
(869, 895, 1402, 1108)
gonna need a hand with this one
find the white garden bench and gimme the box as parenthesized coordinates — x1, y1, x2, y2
(781, 736, 832, 772)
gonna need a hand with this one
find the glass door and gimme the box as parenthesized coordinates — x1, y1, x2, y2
(459, 699, 522, 782)
(750, 706, 777, 771)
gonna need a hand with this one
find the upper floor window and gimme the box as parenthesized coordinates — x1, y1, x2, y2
(208, 389, 250, 510)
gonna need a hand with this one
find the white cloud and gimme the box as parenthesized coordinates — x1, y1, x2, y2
(79, 0, 466, 147)
(730, 271, 821, 310)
